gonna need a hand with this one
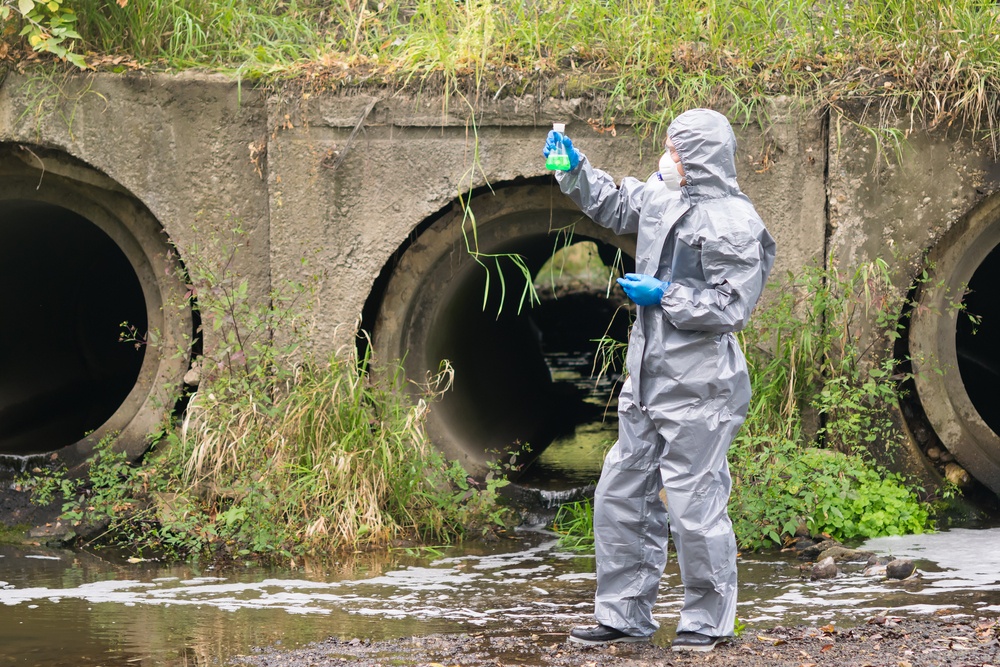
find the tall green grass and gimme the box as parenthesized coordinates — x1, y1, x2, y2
(7, 1, 1000, 143)
(20, 227, 514, 562)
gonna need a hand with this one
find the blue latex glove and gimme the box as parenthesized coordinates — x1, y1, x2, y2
(542, 130, 582, 170)
(617, 273, 668, 307)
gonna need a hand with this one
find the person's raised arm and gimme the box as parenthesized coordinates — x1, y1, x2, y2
(543, 130, 645, 236)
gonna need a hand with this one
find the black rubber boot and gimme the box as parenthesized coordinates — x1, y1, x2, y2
(568, 624, 651, 646)
(670, 631, 727, 652)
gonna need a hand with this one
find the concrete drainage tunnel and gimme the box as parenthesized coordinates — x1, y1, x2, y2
(3, 146, 1000, 504)
(0, 145, 192, 472)
(369, 184, 637, 491)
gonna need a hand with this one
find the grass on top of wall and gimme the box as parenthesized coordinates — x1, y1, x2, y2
(3, 0, 1000, 145)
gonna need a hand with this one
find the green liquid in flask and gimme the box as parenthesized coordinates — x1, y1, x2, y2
(546, 150, 572, 171)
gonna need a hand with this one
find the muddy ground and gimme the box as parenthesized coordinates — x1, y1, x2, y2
(235, 615, 1000, 667)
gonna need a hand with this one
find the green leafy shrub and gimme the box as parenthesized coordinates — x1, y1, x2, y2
(730, 444, 930, 550)
(797, 449, 929, 539)
(1, 0, 86, 67)
(552, 259, 938, 552)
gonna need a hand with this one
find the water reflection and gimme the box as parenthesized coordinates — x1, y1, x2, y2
(2, 527, 1000, 666)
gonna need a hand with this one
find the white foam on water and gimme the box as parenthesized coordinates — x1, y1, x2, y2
(863, 527, 1000, 592)
(3, 526, 1000, 637)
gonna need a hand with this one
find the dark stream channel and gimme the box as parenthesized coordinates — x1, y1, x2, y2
(3, 526, 1000, 666)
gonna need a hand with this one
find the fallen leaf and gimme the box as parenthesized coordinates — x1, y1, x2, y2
(821, 644, 834, 652)
(756, 635, 786, 646)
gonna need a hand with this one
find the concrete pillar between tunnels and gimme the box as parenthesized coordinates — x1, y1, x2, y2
(0, 147, 192, 471)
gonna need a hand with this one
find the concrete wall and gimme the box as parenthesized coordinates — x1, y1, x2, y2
(268, 91, 826, 354)
(2, 71, 999, 492)
(0, 71, 271, 299)
(0, 73, 826, 350)
(828, 111, 1000, 293)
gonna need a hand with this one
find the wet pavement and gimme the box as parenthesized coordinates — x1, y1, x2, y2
(3, 525, 1000, 666)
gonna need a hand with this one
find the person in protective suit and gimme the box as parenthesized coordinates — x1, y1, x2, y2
(543, 109, 776, 652)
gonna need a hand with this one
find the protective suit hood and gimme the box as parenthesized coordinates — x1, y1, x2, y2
(668, 109, 740, 200)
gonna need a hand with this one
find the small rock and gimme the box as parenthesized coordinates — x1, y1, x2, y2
(926, 446, 942, 460)
(944, 462, 971, 487)
(27, 522, 75, 545)
(886, 559, 916, 580)
(863, 563, 887, 577)
(863, 555, 892, 576)
(818, 546, 876, 563)
(811, 556, 838, 580)
(798, 539, 842, 561)
(183, 363, 201, 387)
(939, 451, 955, 463)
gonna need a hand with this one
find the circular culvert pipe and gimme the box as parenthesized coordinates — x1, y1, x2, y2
(373, 183, 636, 476)
(909, 192, 1000, 494)
(0, 146, 192, 470)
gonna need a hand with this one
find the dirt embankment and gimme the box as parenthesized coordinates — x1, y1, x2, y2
(234, 615, 1000, 667)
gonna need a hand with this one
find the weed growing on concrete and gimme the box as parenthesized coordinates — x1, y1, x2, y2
(454, 103, 543, 316)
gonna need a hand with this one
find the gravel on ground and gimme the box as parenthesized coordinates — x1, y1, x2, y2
(234, 614, 1000, 667)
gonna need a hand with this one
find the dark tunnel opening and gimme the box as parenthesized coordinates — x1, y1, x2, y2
(956, 241, 1000, 436)
(0, 201, 147, 456)
(425, 238, 630, 489)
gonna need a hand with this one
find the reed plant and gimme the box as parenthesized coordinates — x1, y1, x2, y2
(20, 226, 514, 562)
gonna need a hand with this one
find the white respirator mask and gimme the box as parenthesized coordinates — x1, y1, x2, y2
(658, 152, 682, 191)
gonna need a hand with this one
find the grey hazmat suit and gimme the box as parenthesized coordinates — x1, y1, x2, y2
(554, 109, 776, 638)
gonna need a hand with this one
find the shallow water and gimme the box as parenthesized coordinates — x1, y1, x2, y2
(517, 349, 619, 490)
(3, 525, 1000, 666)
